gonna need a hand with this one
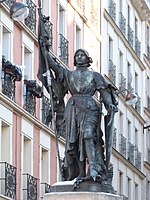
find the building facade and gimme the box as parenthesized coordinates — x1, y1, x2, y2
(0, 0, 149, 200)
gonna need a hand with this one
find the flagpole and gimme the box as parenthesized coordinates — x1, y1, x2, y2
(38, 0, 63, 181)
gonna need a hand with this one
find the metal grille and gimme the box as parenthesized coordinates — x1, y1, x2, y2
(119, 12, 126, 36)
(127, 25, 134, 48)
(42, 95, 52, 127)
(23, 174, 38, 200)
(135, 96, 141, 114)
(127, 142, 134, 164)
(0, 162, 16, 199)
(119, 73, 126, 97)
(119, 134, 126, 157)
(135, 36, 141, 58)
(135, 147, 141, 170)
(109, 0, 116, 21)
(59, 34, 69, 65)
(25, 0, 36, 34)
(4, 0, 15, 8)
(2, 74, 15, 101)
(108, 59, 116, 85)
(112, 127, 117, 149)
(44, 19, 53, 49)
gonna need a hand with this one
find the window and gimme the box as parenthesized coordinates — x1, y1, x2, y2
(119, 51, 123, 73)
(119, 171, 123, 195)
(23, 136, 32, 173)
(75, 25, 81, 50)
(2, 26, 11, 60)
(135, 183, 138, 200)
(146, 180, 150, 200)
(119, 0, 123, 13)
(135, 72, 138, 94)
(135, 17, 138, 37)
(134, 128, 138, 147)
(42, 0, 51, 16)
(127, 120, 131, 142)
(127, 177, 131, 200)
(41, 147, 49, 183)
(59, 5, 65, 35)
(127, 5, 130, 25)
(119, 111, 123, 135)
(109, 36, 113, 60)
(23, 47, 33, 80)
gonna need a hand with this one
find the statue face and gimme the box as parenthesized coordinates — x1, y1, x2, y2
(75, 50, 88, 66)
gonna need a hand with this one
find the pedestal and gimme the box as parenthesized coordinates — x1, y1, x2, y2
(43, 192, 123, 200)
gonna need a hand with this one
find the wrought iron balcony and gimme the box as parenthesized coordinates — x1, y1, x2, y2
(127, 25, 134, 48)
(23, 173, 38, 200)
(25, 0, 36, 34)
(147, 44, 150, 60)
(135, 36, 141, 58)
(3, 0, 15, 8)
(2, 56, 22, 101)
(59, 34, 69, 66)
(112, 127, 117, 149)
(127, 142, 134, 164)
(119, 12, 126, 36)
(44, 17, 53, 49)
(108, 0, 116, 21)
(42, 95, 52, 127)
(40, 183, 51, 198)
(119, 134, 126, 158)
(76, 0, 85, 14)
(24, 80, 43, 116)
(119, 73, 126, 97)
(135, 95, 141, 114)
(0, 162, 16, 199)
(108, 59, 116, 85)
(135, 147, 141, 170)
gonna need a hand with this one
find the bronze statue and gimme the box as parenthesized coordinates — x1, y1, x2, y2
(38, 9, 118, 193)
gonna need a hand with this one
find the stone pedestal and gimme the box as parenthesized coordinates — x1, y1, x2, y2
(43, 192, 123, 200)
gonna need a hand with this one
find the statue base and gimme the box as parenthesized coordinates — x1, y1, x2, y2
(44, 192, 123, 200)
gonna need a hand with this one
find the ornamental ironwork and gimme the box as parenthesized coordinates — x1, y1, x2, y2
(108, 59, 116, 85)
(2, 56, 22, 101)
(0, 162, 16, 199)
(119, 134, 126, 157)
(127, 25, 134, 48)
(135, 95, 141, 114)
(127, 142, 134, 164)
(112, 127, 117, 149)
(119, 73, 126, 97)
(59, 34, 69, 66)
(109, 0, 116, 21)
(25, 0, 36, 34)
(23, 173, 38, 200)
(76, 0, 85, 14)
(24, 80, 43, 116)
(119, 12, 126, 36)
(42, 95, 52, 127)
(135, 147, 141, 170)
(4, 0, 15, 8)
(44, 17, 53, 49)
(135, 36, 141, 58)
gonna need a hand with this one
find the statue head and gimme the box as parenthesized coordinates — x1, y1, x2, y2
(74, 49, 93, 67)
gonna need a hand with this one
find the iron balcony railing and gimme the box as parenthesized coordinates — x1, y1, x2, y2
(25, 0, 36, 34)
(127, 142, 134, 164)
(0, 162, 16, 199)
(119, 12, 126, 36)
(24, 80, 43, 116)
(44, 18, 53, 49)
(59, 34, 69, 66)
(119, 73, 126, 97)
(112, 127, 117, 149)
(147, 44, 150, 60)
(40, 183, 51, 198)
(135, 147, 141, 170)
(108, 59, 116, 85)
(23, 173, 38, 200)
(119, 134, 126, 158)
(42, 95, 52, 127)
(127, 25, 134, 48)
(135, 36, 141, 58)
(3, 0, 15, 8)
(135, 95, 141, 114)
(2, 56, 22, 101)
(109, 0, 116, 21)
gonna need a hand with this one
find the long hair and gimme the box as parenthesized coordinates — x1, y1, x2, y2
(74, 49, 93, 67)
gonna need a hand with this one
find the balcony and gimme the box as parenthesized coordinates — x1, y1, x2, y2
(42, 95, 52, 127)
(58, 34, 69, 66)
(119, 12, 126, 36)
(135, 95, 141, 114)
(127, 25, 134, 48)
(119, 73, 126, 97)
(119, 134, 126, 158)
(3, 0, 15, 8)
(24, 80, 43, 116)
(127, 142, 134, 164)
(135, 147, 141, 170)
(108, 59, 116, 85)
(2, 56, 22, 101)
(108, 0, 116, 21)
(0, 162, 16, 199)
(25, 0, 36, 34)
(135, 36, 141, 58)
(44, 17, 53, 49)
(23, 173, 38, 200)
(40, 183, 51, 198)
(112, 127, 117, 149)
